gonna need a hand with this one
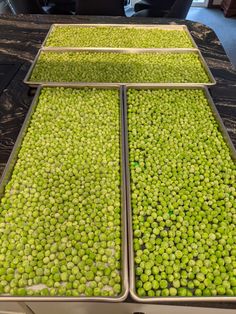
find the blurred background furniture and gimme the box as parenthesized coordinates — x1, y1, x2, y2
(0, 0, 11, 13)
(2, 0, 76, 14)
(221, 0, 236, 17)
(7, 0, 45, 14)
(76, 0, 125, 16)
(47, 0, 76, 14)
(1, 0, 193, 16)
(133, 0, 193, 17)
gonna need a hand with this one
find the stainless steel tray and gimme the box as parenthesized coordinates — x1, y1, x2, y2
(24, 48, 216, 87)
(124, 85, 236, 303)
(0, 85, 128, 302)
(42, 23, 198, 50)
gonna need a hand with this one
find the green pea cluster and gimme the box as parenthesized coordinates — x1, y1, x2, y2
(45, 26, 194, 48)
(30, 51, 210, 84)
(0, 87, 122, 297)
(128, 89, 236, 297)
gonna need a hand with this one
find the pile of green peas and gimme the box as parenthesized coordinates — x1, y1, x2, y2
(128, 89, 236, 297)
(45, 26, 194, 48)
(30, 51, 210, 84)
(0, 88, 122, 297)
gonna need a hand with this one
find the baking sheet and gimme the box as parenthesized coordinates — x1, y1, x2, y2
(42, 23, 198, 50)
(124, 85, 236, 303)
(24, 48, 216, 87)
(0, 85, 128, 302)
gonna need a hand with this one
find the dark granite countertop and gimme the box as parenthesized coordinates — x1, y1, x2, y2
(0, 14, 236, 309)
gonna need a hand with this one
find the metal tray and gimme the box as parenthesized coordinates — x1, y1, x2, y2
(24, 48, 216, 87)
(0, 85, 128, 302)
(124, 85, 236, 303)
(42, 23, 198, 50)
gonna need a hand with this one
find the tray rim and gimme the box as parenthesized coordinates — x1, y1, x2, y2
(124, 84, 236, 303)
(42, 23, 198, 50)
(0, 84, 129, 302)
(23, 48, 216, 87)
